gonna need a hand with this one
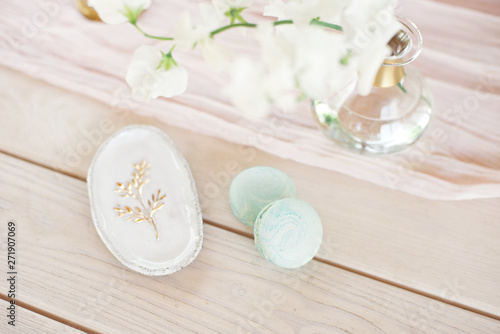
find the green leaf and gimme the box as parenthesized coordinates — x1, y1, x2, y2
(157, 50, 179, 71)
(123, 4, 144, 25)
(225, 7, 248, 24)
(397, 82, 408, 93)
(340, 52, 351, 66)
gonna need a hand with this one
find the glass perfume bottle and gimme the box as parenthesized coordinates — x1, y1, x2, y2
(313, 17, 433, 155)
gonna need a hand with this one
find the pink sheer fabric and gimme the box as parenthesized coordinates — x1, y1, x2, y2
(1, 0, 499, 199)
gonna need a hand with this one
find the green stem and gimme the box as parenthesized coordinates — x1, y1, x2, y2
(310, 18, 343, 31)
(210, 18, 342, 38)
(167, 44, 176, 55)
(210, 22, 257, 37)
(273, 20, 293, 26)
(132, 23, 173, 41)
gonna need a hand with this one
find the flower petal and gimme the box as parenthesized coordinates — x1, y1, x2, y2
(226, 58, 270, 118)
(174, 12, 203, 51)
(153, 67, 189, 99)
(88, 0, 152, 24)
(126, 45, 188, 102)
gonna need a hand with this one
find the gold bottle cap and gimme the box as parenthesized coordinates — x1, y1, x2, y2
(75, 0, 101, 21)
(373, 29, 412, 88)
(373, 64, 405, 88)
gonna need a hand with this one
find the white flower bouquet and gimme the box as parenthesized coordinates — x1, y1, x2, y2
(87, 0, 401, 118)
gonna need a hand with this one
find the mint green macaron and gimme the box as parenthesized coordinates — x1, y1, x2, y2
(229, 167, 296, 227)
(254, 198, 323, 269)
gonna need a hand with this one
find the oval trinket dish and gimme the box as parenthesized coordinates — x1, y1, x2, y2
(87, 125, 203, 275)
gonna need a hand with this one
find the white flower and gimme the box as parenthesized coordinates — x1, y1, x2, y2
(213, 0, 253, 8)
(288, 26, 346, 99)
(174, 5, 229, 72)
(225, 22, 352, 119)
(212, 0, 253, 18)
(173, 12, 204, 51)
(264, 0, 348, 26)
(88, 0, 151, 24)
(350, 43, 392, 96)
(265, 62, 297, 111)
(200, 3, 226, 31)
(258, 23, 348, 100)
(262, 0, 401, 97)
(227, 47, 298, 117)
(256, 22, 293, 69)
(126, 46, 188, 102)
(226, 54, 297, 117)
(226, 58, 270, 118)
(341, 0, 401, 95)
(198, 39, 229, 72)
(342, 0, 397, 36)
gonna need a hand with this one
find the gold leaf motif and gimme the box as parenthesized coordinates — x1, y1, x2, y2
(113, 160, 166, 240)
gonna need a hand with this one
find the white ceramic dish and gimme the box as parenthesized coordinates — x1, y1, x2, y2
(87, 125, 203, 275)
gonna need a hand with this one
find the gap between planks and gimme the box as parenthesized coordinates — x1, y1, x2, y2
(0, 293, 98, 334)
(2, 148, 500, 325)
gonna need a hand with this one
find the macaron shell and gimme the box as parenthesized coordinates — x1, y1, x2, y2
(229, 167, 296, 227)
(254, 198, 323, 269)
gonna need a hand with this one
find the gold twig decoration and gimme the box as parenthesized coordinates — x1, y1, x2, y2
(114, 160, 166, 240)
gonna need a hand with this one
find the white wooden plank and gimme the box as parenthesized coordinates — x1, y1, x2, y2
(0, 152, 499, 333)
(1, 65, 500, 318)
(1, 66, 499, 318)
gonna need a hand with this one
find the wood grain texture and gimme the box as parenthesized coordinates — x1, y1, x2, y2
(0, 66, 499, 319)
(0, 153, 499, 333)
(0, 64, 500, 315)
(0, 299, 83, 333)
(428, 0, 500, 16)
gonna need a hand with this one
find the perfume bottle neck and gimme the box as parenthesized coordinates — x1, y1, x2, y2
(373, 64, 405, 88)
(373, 16, 422, 88)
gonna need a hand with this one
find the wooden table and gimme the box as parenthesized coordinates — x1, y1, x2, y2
(1, 2, 500, 334)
